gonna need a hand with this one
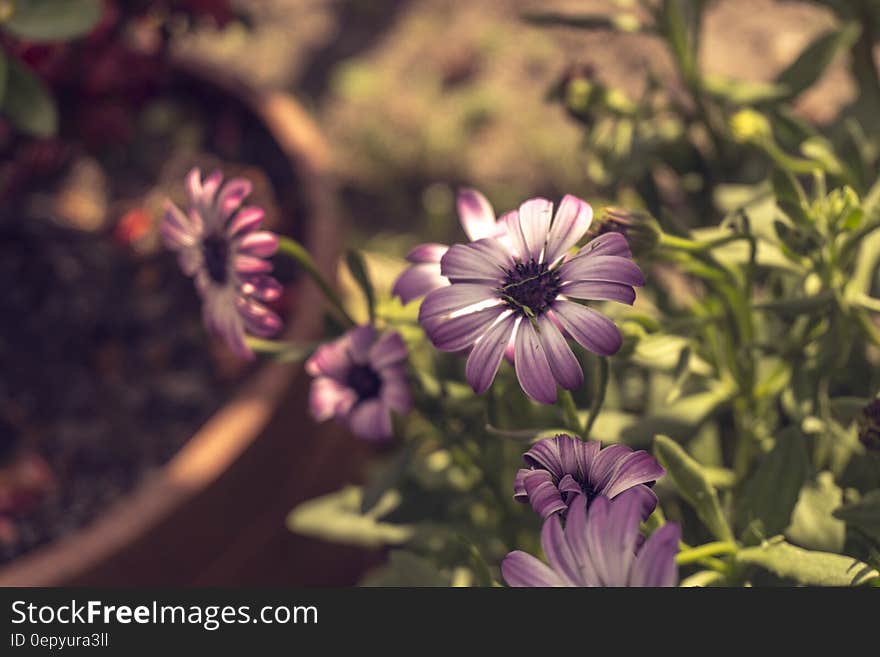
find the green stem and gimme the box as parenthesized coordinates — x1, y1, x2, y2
(276, 236, 356, 327)
(558, 389, 583, 436)
(244, 336, 313, 362)
(676, 541, 737, 566)
(659, 232, 745, 254)
(583, 357, 609, 438)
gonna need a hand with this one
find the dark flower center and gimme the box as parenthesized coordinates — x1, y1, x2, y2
(203, 234, 229, 284)
(346, 364, 382, 401)
(500, 259, 560, 317)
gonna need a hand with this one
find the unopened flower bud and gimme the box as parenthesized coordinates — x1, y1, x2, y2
(729, 109, 772, 144)
(594, 207, 661, 256)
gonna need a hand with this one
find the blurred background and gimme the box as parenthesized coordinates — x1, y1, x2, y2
(0, 0, 872, 584)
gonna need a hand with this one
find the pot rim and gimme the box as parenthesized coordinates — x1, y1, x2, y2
(0, 58, 341, 586)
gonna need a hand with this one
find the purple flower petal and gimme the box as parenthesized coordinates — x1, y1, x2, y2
(592, 490, 644, 585)
(440, 239, 510, 283)
(541, 514, 581, 585)
(502, 551, 565, 587)
(465, 314, 515, 393)
(581, 232, 632, 258)
(161, 202, 199, 248)
(406, 243, 448, 263)
(557, 474, 581, 496)
(517, 198, 553, 261)
(347, 325, 376, 362)
(227, 207, 266, 237)
(545, 195, 593, 264)
(589, 444, 637, 492)
(499, 210, 532, 262)
(309, 376, 357, 421)
(557, 254, 645, 287)
(238, 231, 279, 258)
(217, 177, 252, 218)
(523, 439, 563, 477)
(305, 341, 350, 380)
(392, 263, 446, 304)
(348, 399, 392, 441)
(236, 297, 282, 337)
(234, 254, 274, 274)
(513, 469, 528, 501)
(603, 450, 666, 499)
(537, 315, 583, 391)
(240, 274, 282, 302)
(552, 300, 623, 356)
(457, 188, 497, 241)
(522, 470, 568, 518)
(629, 522, 680, 587)
(514, 320, 558, 404)
(560, 280, 636, 305)
(419, 283, 497, 321)
(380, 375, 412, 415)
(369, 331, 409, 369)
(562, 494, 600, 585)
(424, 305, 506, 352)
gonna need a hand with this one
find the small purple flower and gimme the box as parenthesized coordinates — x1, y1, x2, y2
(514, 434, 665, 520)
(392, 188, 508, 304)
(161, 167, 282, 359)
(502, 490, 680, 587)
(305, 325, 412, 441)
(418, 195, 643, 403)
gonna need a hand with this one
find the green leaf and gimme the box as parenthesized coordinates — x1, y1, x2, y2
(774, 23, 861, 100)
(345, 249, 376, 323)
(287, 486, 413, 548)
(360, 550, 448, 587)
(703, 74, 788, 105)
(654, 434, 734, 542)
(736, 427, 810, 542)
(4, 0, 102, 41)
(1, 58, 57, 136)
(785, 472, 846, 552)
(833, 489, 880, 544)
(771, 168, 811, 226)
(736, 538, 878, 586)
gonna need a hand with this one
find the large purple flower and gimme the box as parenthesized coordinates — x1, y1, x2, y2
(502, 491, 680, 587)
(161, 167, 282, 359)
(306, 325, 412, 441)
(418, 195, 643, 403)
(392, 188, 508, 304)
(514, 434, 664, 520)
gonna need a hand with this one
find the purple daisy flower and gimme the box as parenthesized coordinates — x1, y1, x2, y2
(502, 490, 680, 587)
(161, 167, 282, 359)
(513, 433, 665, 520)
(392, 188, 508, 304)
(305, 325, 412, 441)
(418, 195, 644, 403)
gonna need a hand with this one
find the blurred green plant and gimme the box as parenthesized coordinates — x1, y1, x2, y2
(0, 0, 104, 136)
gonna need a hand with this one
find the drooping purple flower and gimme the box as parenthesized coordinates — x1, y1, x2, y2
(418, 195, 644, 403)
(392, 188, 508, 304)
(514, 434, 664, 520)
(305, 325, 412, 441)
(502, 490, 680, 587)
(161, 167, 282, 359)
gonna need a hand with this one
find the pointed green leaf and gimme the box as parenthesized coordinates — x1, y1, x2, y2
(737, 427, 810, 541)
(2, 58, 57, 136)
(737, 539, 878, 586)
(287, 486, 413, 548)
(654, 434, 733, 542)
(775, 23, 861, 100)
(833, 489, 880, 543)
(4, 0, 102, 41)
(785, 472, 845, 552)
(345, 249, 376, 322)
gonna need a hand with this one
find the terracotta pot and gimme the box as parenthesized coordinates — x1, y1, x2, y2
(0, 59, 377, 586)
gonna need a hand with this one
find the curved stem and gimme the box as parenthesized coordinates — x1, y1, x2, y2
(583, 356, 609, 438)
(676, 541, 737, 566)
(276, 236, 356, 328)
(558, 389, 584, 436)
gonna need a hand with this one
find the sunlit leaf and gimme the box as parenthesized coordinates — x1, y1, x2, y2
(737, 538, 878, 586)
